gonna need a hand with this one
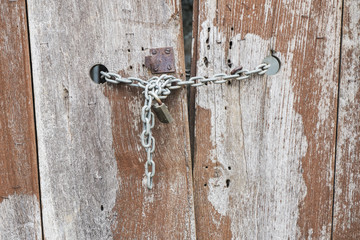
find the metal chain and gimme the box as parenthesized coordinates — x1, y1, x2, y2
(100, 62, 270, 189)
(141, 86, 156, 189)
(101, 63, 270, 89)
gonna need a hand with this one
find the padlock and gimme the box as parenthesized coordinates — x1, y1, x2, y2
(152, 103, 173, 123)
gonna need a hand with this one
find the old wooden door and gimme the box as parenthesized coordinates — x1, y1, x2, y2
(1, 0, 359, 239)
(191, 0, 360, 239)
(2, 0, 196, 239)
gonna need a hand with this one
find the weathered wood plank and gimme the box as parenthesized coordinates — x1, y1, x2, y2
(192, 0, 342, 238)
(0, 0, 42, 239)
(333, 1, 360, 239)
(27, 0, 196, 239)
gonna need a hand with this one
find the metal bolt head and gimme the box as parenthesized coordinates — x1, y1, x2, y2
(152, 50, 157, 55)
(231, 66, 243, 75)
(167, 65, 172, 70)
(165, 48, 171, 54)
(154, 67, 159, 72)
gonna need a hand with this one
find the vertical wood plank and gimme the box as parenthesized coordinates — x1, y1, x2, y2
(27, 0, 196, 239)
(333, 1, 360, 239)
(0, 0, 42, 239)
(192, 0, 342, 238)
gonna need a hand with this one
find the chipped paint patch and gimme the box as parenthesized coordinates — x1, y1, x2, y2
(207, 175, 230, 216)
(197, 29, 308, 238)
(0, 194, 42, 240)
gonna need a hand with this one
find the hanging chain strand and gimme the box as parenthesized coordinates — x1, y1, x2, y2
(100, 62, 270, 189)
(141, 88, 155, 189)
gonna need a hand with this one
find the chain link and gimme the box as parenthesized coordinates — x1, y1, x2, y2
(100, 62, 270, 189)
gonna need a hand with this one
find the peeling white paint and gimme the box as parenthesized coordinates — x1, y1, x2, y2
(333, 1, 360, 235)
(128, 95, 142, 133)
(0, 194, 42, 240)
(234, 35, 309, 238)
(196, 18, 309, 238)
(207, 176, 230, 216)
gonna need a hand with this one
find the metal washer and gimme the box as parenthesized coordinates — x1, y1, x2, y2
(263, 55, 281, 75)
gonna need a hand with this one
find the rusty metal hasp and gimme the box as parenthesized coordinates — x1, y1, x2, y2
(145, 47, 176, 74)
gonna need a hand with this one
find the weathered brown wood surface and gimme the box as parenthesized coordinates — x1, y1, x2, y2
(0, 1, 42, 239)
(192, 0, 342, 239)
(333, 1, 360, 239)
(27, 0, 195, 239)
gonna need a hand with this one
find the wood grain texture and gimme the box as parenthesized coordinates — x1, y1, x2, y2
(192, 0, 342, 239)
(0, 0, 42, 239)
(27, 0, 196, 239)
(333, 1, 360, 239)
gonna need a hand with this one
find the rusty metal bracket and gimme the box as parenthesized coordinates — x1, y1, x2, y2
(145, 47, 176, 74)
